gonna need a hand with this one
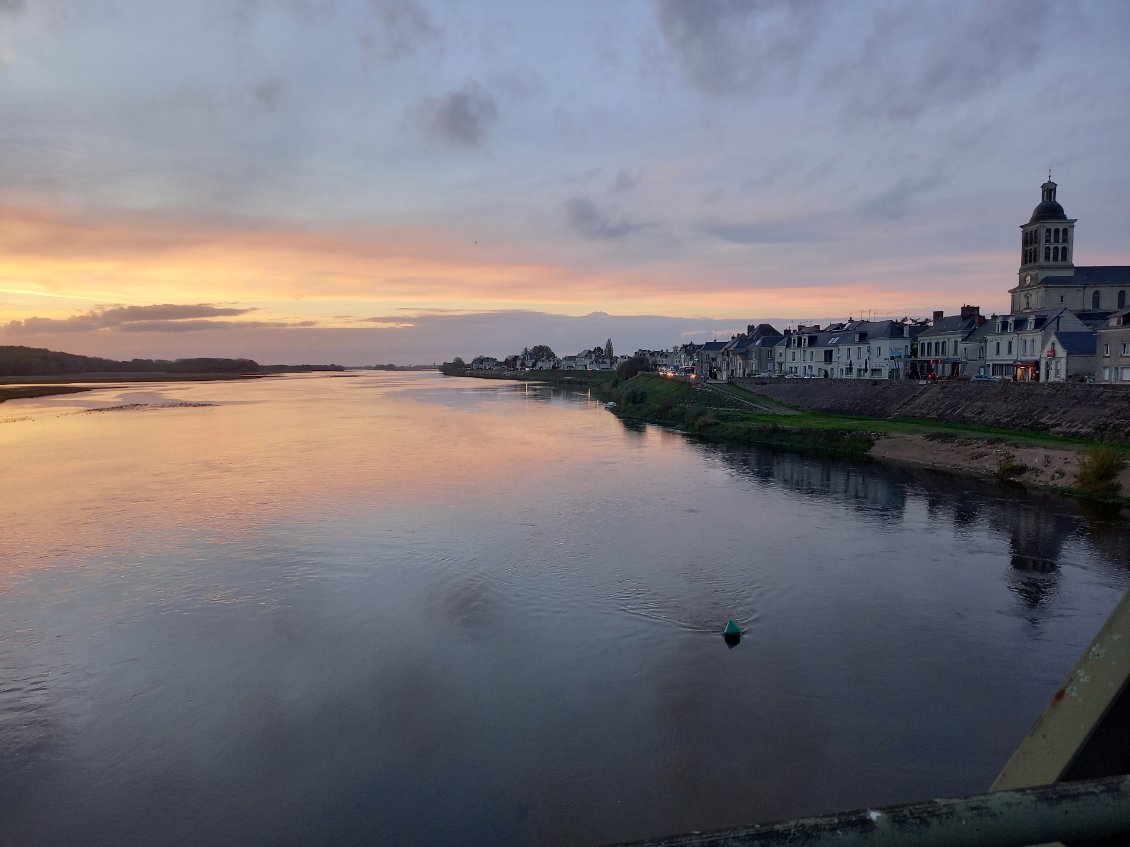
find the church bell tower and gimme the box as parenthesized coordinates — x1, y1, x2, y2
(1016, 178, 1077, 309)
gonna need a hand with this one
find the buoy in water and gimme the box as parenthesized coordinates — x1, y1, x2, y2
(723, 619, 741, 645)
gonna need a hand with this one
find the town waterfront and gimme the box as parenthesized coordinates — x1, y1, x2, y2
(1, 371, 1127, 846)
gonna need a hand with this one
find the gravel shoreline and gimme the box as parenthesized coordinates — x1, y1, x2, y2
(870, 432, 1130, 494)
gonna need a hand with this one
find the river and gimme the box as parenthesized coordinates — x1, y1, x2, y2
(1, 371, 1127, 845)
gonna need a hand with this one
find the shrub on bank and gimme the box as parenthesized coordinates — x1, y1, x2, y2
(1075, 444, 1127, 495)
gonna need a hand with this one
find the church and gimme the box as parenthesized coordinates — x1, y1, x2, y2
(1010, 179, 1129, 314)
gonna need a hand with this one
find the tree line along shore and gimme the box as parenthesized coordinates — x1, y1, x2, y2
(0, 345, 353, 404)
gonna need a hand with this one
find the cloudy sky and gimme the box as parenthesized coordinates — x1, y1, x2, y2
(1, 0, 1128, 364)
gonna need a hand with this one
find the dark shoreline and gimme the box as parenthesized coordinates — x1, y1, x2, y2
(0, 372, 272, 404)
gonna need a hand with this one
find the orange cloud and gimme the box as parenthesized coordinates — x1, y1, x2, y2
(0, 203, 1014, 327)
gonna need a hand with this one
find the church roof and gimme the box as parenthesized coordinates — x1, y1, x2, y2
(1029, 179, 1068, 223)
(1029, 199, 1066, 223)
(1031, 267, 1130, 288)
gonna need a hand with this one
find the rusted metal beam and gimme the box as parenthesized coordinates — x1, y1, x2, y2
(606, 775, 1130, 847)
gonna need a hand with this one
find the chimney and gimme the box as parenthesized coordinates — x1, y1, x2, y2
(960, 304, 980, 320)
(933, 310, 944, 326)
(976, 315, 987, 326)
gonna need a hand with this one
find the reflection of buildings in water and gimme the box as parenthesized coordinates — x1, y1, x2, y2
(998, 506, 1072, 609)
(718, 447, 908, 521)
(952, 500, 980, 528)
(703, 441, 1126, 614)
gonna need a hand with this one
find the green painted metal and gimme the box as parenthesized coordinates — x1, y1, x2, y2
(992, 590, 1130, 791)
(605, 775, 1130, 847)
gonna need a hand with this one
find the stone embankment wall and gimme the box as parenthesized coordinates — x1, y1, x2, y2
(733, 379, 1130, 442)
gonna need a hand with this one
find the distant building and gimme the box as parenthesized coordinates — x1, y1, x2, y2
(1096, 309, 1130, 384)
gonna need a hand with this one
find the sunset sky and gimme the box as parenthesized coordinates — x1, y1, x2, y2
(2, 0, 1128, 364)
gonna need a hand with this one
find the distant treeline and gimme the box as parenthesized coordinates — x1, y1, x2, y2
(0, 345, 267, 376)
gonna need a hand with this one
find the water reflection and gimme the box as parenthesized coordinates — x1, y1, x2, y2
(1, 373, 1128, 846)
(704, 439, 1130, 619)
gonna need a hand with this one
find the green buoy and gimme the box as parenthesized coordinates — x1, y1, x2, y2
(723, 619, 741, 645)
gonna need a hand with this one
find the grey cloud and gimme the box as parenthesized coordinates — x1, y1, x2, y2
(655, 0, 825, 94)
(0, 0, 25, 13)
(361, 0, 443, 60)
(699, 214, 837, 244)
(4, 304, 255, 334)
(610, 169, 642, 194)
(411, 81, 498, 148)
(564, 196, 645, 240)
(252, 77, 285, 112)
(836, 2, 1053, 122)
(861, 174, 946, 220)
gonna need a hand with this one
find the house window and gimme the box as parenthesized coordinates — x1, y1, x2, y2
(1102, 367, 1110, 382)
(1052, 246, 1059, 261)
(1044, 228, 1051, 242)
(1103, 344, 1110, 357)
(1093, 291, 1101, 309)
(1007, 341, 1012, 355)
(1119, 290, 1126, 309)
(1025, 294, 1031, 309)
(1044, 246, 1050, 261)
(1062, 246, 1069, 262)
(1054, 228, 1060, 243)
(1121, 343, 1129, 356)
(995, 341, 1001, 355)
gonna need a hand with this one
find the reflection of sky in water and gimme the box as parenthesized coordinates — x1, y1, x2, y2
(1, 372, 1128, 845)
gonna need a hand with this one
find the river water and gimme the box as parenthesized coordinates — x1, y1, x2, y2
(1, 371, 1127, 846)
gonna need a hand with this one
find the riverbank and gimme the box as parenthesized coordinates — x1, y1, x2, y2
(0, 372, 272, 404)
(454, 370, 1130, 503)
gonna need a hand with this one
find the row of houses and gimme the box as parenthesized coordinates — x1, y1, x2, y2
(470, 347, 632, 373)
(471, 303, 1130, 385)
(649, 304, 1130, 384)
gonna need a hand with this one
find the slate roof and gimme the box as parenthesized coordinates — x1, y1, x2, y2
(752, 335, 786, 348)
(917, 314, 979, 338)
(1071, 310, 1116, 327)
(1035, 266, 1130, 287)
(1053, 332, 1098, 355)
(748, 323, 783, 338)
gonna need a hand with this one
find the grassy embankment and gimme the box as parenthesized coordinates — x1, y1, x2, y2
(605, 374, 876, 455)
(601, 374, 1130, 502)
